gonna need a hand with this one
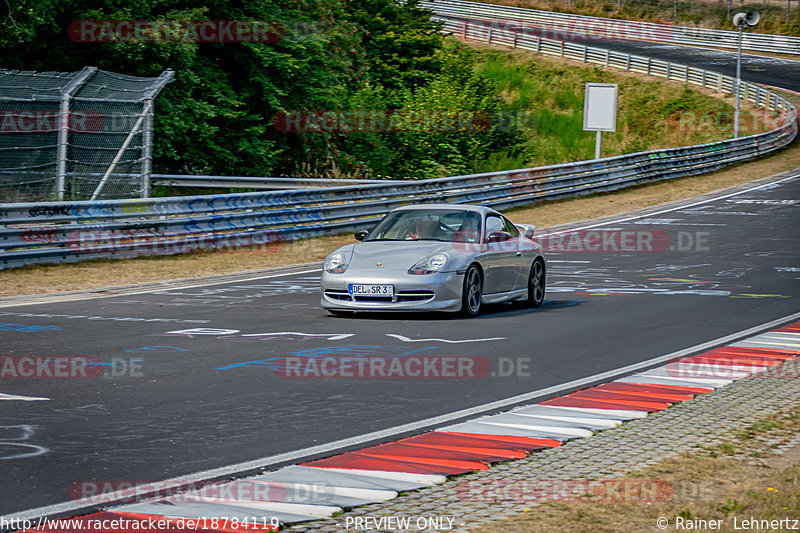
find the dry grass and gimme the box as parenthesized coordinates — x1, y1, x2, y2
(477, 405, 800, 533)
(470, 42, 777, 166)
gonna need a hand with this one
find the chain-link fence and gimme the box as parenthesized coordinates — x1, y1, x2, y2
(0, 67, 173, 202)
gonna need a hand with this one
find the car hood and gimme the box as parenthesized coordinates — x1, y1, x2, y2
(348, 241, 454, 271)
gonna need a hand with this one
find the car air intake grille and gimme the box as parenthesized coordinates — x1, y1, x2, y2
(324, 290, 435, 303)
(396, 291, 435, 302)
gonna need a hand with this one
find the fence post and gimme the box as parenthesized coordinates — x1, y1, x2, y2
(55, 67, 96, 201)
(141, 98, 154, 199)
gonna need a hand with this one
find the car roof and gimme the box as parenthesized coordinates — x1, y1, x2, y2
(390, 203, 498, 216)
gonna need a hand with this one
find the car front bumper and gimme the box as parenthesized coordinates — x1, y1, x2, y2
(320, 269, 464, 312)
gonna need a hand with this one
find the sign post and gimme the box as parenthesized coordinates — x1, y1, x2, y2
(583, 83, 618, 160)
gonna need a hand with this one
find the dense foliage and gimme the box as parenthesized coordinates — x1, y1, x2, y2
(1, 0, 523, 179)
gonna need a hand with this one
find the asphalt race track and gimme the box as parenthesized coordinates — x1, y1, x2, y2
(560, 37, 800, 92)
(1, 171, 798, 517)
(453, 16, 800, 92)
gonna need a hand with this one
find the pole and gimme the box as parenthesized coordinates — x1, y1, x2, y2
(55, 67, 96, 201)
(141, 98, 154, 198)
(90, 100, 152, 201)
(734, 25, 743, 138)
(595, 130, 602, 159)
(674, 0, 678, 21)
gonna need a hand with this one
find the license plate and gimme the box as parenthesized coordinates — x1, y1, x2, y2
(349, 284, 394, 297)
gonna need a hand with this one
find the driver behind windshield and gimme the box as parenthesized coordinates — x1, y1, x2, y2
(405, 215, 443, 240)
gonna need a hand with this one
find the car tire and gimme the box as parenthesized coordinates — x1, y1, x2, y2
(460, 264, 483, 317)
(525, 259, 546, 308)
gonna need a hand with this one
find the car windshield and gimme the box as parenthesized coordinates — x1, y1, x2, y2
(366, 209, 482, 243)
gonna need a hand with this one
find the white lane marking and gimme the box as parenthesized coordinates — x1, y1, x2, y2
(268, 483, 397, 501)
(634, 373, 733, 387)
(507, 413, 621, 429)
(475, 421, 593, 438)
(240, 332, 355, 341)
(0, 393, 50, 401)
(312, 469, 446, 486)
(756, 332, 800, 339)
(386, 334, 506, 344)
(617, 375, 720, 389)
(7, 311, 800, 522)
(542, 172, 800, 236)
(512, 404, 633, 420)
(734, 340, 800, 349)
(159, 498, 341, 518)
(526, 405, 647, 419)
(0, 268, 322, 308)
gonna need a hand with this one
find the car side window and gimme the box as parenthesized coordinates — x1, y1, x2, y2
(502, 216, 520, 237)
(485, 215, 504, 236)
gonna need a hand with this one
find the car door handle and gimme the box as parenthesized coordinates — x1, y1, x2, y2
(516, 251, 523, 256)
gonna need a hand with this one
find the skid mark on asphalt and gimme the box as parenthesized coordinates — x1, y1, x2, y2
(0, 425, 48, 460)
(385, 334, 506, 344)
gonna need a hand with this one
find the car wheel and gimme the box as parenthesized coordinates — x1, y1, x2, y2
(526, 259, 546, 308)
(460, 265, 483, 317)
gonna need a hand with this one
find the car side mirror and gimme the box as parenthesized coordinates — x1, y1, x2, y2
(354, 230, 369, 241)
(487, 230, 511, 243)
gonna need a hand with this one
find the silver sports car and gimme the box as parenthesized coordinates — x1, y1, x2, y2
(320, 204, 546, 316)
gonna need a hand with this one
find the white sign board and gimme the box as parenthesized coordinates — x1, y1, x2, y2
(583, 83, 618, 132)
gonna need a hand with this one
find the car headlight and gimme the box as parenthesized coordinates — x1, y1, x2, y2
(324, 251, 348, 273)
(408, 253, 448, 275)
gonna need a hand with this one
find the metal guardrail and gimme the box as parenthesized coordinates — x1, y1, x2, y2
(1, 15, 797, 269)
(151, 174, 412, 190)
(421, 0, 800, 55)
